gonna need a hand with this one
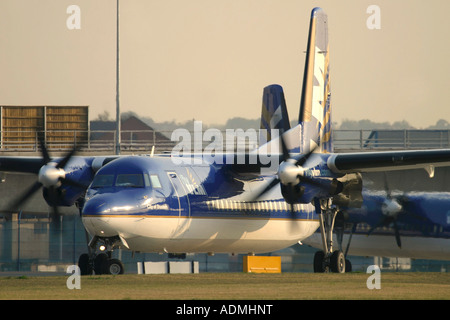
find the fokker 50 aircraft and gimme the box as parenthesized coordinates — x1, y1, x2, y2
(304, 185, 450, 270)
(2, 7, 450, 274)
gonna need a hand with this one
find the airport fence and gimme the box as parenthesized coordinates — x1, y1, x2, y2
(0, 129, 449, 154)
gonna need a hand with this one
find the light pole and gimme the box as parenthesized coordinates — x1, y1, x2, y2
(115, 0, 121, 155)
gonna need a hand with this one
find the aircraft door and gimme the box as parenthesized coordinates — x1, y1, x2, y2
(166, 171, 191, 238)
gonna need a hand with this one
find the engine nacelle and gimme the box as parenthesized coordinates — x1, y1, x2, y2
(332, 173, 363, 208)
(280, 177, 344, 205)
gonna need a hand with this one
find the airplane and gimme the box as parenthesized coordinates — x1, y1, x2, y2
(303, 175, 450, 271)
(2, 7, 450, 275)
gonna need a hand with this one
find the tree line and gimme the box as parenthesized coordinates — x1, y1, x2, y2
(94, 110, 450, 132)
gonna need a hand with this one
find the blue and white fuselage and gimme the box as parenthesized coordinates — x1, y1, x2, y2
(81, 156, 320, 254)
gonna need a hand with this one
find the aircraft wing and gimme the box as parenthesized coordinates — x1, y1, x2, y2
(327, 149, 450, 174)
(0, 157, 44, 174)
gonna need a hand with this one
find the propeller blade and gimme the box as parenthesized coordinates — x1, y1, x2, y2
(367, 216, 388, 236)
(393, 221, 402, 248)
(286, 185, 300, 232)
(395, 195, 427, 222)
(287, 183, 296, 215)
(383, 172, 392, 199)
(51, 204, 60, 220)
(367, 225, 378, 236)
(56, 146, 78, 169)
(279, 134, 291, 161)
(60, 177, 89, 190)
(49, 203, 62, 228)
(253, 177, 280, 200)
(279, 133, 317, 166)
(9, 181, 43, 211)
(367, 215, 402, 248)
(54, 205, 60, 217)
(289, 203, 294, 216)
(37, 133, 51, 164)
(295, 145, 318, 167)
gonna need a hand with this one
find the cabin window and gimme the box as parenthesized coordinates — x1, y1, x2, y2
(149, 174, 162, 188)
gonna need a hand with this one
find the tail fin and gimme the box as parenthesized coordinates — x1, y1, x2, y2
(259, 84, 291, 146)
(299, 7, 332, 153)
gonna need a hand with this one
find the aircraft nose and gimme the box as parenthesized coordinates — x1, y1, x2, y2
(82, 194, 112, 215)
(82, 191, 146, 216)
(81, 194, 113, 237)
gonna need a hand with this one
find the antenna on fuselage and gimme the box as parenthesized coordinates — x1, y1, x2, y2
(150, 145, 155, 157)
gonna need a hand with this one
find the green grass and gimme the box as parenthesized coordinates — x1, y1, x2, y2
(0, 272, 449, 300)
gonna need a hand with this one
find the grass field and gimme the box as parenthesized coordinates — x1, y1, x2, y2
(0, 272, 449, 300)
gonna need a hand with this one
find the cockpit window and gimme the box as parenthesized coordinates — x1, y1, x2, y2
(91, 173, 148, 189)
(91, 174, 114, 188)
(116, 174, 144, 187)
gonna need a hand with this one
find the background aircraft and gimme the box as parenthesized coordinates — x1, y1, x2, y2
(1, 7, 450, 275)
(303, 183, 450, 271)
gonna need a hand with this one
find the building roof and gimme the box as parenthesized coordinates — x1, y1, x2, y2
(90, 116, 173, 146)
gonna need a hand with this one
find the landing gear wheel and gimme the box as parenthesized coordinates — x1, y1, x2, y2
(80, 235, 126, 275)
(94, 253, 108, 275)
(78, 253, 92, 275)
(313, 198, 348, 274)
(313, 251, 326, 273)
(105, 258, 125, 275)
(330, 250, 345, 273)
(345, 259, 352, 273)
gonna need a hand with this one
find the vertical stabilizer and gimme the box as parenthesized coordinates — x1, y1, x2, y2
(259, 84, 291, 146)
(299, 7, 332, 153)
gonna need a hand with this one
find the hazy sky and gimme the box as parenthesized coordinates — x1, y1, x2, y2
(0, 0, 449, 128)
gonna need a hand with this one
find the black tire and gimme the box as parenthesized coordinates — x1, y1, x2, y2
(345, 259, 352, 273)
(94, 253, 109, 275)
(105, 258, 124, 275)
(78, 253, 92, 275)
(330, 250, 346, 273)
(313, 251, 326, 273)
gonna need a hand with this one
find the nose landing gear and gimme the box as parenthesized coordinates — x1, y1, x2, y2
(78, 235, 125, 275)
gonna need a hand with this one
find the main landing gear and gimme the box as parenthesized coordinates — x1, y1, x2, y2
(78, 234, 125, 275)
(313, 199, 351, 273)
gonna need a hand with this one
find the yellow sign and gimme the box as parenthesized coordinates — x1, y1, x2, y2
(243, 256, 281, 273)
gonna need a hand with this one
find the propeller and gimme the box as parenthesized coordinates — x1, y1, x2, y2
(253, 141, 313, 202)
(252, 134, 342, 220)
(367, 201, 403, 248)
(9, 135, 88, 215)
(367, 173, 412, 248)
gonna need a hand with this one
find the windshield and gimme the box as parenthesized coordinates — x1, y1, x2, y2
(116, 174, 144, 187)
(91, 173, 149, 188)
(91, 174, 114, 188)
